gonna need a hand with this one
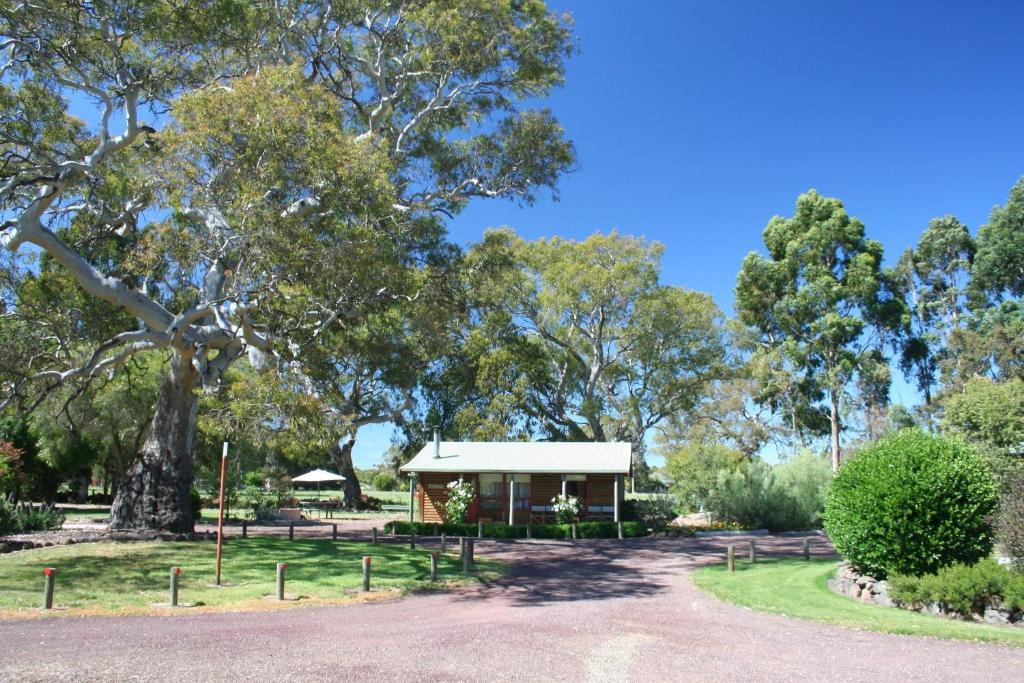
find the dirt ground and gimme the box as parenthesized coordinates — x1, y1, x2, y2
(1, 533, 1021, 681)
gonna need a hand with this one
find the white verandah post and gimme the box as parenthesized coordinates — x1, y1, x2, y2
(508, 474, 515, 525)
(561, 474, 567, 498)
(613, 474, 620, 523)
(409, 473, 417, 523)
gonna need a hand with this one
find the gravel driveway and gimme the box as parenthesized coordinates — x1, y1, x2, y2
(1, 534, 1021, 682)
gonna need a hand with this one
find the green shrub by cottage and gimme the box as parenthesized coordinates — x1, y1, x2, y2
(824, 430, 998, 579)
(711, 451, 832, 532)
(888, 558, 1024, 615)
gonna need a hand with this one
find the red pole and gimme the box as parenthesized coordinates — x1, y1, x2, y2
(215, 442, 228, 585)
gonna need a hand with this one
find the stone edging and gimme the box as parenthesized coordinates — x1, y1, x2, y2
(828, 562, 1023, 627)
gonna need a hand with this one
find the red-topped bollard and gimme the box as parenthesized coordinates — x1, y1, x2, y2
(42, 567, 56, 609)
(362, 556, 372, 592)
(170, 567, 181, 607)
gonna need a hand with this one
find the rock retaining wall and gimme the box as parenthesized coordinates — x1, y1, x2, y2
(828, 562, 1023, 627)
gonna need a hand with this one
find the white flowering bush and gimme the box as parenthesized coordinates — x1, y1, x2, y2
(444, 480, 475, 523)
(551, 494, 581, 524)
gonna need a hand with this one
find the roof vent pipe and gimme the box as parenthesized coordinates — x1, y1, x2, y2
(433, 430, 441, 459)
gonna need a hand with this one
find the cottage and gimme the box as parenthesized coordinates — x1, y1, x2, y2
(400, 436, 630, 524)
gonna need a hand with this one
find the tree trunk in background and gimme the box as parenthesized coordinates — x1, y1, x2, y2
(330, 433, 362, 507)
(830, 390, 842, 472)
(109, 355, 198, 532)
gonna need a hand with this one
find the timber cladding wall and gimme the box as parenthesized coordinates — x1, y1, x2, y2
(587, 474, 615, 505)
(532, 474, 561, 505)
(419, 473, 453, 523)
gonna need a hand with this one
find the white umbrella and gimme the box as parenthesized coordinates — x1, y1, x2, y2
(291, 468, 346, 497)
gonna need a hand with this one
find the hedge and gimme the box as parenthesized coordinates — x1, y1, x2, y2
(824, 430, 998, 579)
(383, 520, 647, 539)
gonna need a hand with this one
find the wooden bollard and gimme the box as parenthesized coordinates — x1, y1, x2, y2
(526, 521, 532, 539)
(288, 523, 294, 540)
(372, 527, 378, 545)
(241, 520, 247, 539)
(727, 545, 735, 572)
(441, 532, 447, 553)
(477, 521, 483, 539)
(276, 562, 286, 600)
(571, 523, 578, 541)
(410, 532, 417, 550)
(362, 556, 372, 591)
(617, 521, 624, 540)
(42, 567, 56, 609)
(430, 552, 438, 581)
(749, 540, 756, 563)
(803, 537, 810, 561)
(463, 540, 474, 572)
(169, 567, 181, 607)
(332, 523, 338, 541)
(459, 536, 466, 560)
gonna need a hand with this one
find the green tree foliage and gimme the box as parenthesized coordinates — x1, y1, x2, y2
(891, 216, 974, 404)
(461, 229, 726, 475)
(0, 1, 576, 530)
(663, 440, 746, 512)
(824, 430, 998, 579)
(736, 190, 902, 470)
(970, 177, 1024, 305)
(710, 451, 832, 531)
(942, 377, 1024, 457)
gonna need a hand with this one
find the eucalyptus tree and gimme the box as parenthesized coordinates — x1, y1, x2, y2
(891, 216, 974, 403)
(1, 1, 575, 530)
(954, 177, 1024, 385)
(466, 229, 727, 477)
(735, 191, 901, 471)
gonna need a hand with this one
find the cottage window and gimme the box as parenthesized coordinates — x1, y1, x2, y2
(478, 473, 504, 520)
(513, 474, 531, 511)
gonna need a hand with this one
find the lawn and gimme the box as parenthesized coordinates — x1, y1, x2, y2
(693, 558, 1024, 647)
(0, 537, 501, 617)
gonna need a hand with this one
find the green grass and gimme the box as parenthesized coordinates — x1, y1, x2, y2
(0, 537, 501, 617)
(693, 558, 1024, 646)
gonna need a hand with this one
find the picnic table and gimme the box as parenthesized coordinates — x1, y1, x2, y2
(299, 500, 342, 518)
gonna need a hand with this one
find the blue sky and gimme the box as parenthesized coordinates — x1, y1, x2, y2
(366, 1, 1024, 466)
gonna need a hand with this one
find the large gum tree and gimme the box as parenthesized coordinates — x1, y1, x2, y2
(735, 191, 902, 471)
(1, 1, 574, 530)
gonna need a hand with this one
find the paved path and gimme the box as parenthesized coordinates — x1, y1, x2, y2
(1, 535, 1021, 682)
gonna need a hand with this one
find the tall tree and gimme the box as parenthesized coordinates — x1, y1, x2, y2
(465, 229, 727, 477)
(891, 216, 974, 404)
(736, 191, 900, 471)
(952, 177, 1024, 385)
(1, 1, 575, 530)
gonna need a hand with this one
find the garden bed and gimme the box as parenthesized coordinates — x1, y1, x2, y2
(829, 561, 1024, 628)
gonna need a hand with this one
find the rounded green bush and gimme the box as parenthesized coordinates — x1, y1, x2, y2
(824, 430, 997, 579)
(371, 471, 398, 492)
